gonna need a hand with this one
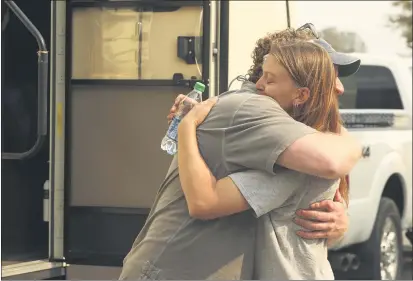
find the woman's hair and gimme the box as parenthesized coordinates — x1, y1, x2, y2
(270, 39, 349, 204)
(247, 28, 316, 83)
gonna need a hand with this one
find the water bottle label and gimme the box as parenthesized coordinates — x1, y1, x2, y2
(167, 116, 181, 141)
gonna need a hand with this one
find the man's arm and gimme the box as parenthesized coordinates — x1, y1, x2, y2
(295, 189, 349, 245)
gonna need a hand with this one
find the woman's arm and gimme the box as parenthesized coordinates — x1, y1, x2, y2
(177, 118, 249, 220)
(277, 131, 361, 179)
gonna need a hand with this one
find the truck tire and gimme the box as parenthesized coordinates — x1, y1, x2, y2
(354, 197, 404, 280)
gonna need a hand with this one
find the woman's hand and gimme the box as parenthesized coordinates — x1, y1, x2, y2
(167, 94, 188, 124)
(167, 94, 201, 125)
(179, 97, 218, 128)
(294, 189, 348, 244)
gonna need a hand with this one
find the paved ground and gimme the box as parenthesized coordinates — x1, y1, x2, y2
(64, 250, 413, 280)
(65, 249, 412, 280)
(402, 248, 412, 280)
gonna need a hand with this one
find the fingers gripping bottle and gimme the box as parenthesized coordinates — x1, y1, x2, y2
(161, 82, 205, 155)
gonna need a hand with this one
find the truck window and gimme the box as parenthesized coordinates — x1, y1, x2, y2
(339, 65, 403, 110)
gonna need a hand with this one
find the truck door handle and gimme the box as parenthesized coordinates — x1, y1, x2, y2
(362, 146, 370, 158)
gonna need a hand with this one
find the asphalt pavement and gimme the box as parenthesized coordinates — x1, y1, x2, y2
(402, 247, 412, 280)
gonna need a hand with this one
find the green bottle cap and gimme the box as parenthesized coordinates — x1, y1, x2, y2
(194, 82, 206, 93)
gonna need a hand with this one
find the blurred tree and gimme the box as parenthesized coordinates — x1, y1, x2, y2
(320, 27, 367, 53)
(389, 0, 412, 49)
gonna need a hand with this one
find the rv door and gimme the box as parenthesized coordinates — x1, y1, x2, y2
(49, 0, 221, 272)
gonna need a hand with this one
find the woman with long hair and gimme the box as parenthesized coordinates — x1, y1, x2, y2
(177, 39, 351, 279)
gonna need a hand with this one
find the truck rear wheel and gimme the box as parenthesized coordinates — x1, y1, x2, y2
(354, 197, 403, 280)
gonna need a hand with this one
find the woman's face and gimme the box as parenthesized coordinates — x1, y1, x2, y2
(256, 56, 345, 110)
(255, 55, 298, 111)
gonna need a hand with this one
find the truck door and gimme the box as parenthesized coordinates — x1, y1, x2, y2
(49, 0, 222, 269)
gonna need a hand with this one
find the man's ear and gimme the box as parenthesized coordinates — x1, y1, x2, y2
(295, 87, 310, 105)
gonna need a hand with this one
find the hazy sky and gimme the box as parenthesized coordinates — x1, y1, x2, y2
(292, 1, 411, 56)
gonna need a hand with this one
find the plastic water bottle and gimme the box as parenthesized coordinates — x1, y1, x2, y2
(161, 82, 206, 155)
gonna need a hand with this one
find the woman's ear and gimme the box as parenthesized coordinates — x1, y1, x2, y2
(295, 87, 310, 105)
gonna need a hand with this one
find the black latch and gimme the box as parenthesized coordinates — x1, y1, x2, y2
(177, 36, 200, 64)
(172, 73, 202, 89)
(172, 73, 209, 99)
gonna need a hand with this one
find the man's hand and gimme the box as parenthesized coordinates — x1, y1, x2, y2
(294, 189, 348, 244)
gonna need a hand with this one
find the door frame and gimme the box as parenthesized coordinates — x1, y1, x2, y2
(49, 0, 67, 262)
(49, 0, 228, 267)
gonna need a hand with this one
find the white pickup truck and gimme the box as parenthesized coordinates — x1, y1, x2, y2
(328, 53, 412, 280)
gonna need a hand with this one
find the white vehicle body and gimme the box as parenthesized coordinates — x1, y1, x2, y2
(328, 54, 412, 279)
(336, 54, 412, 248)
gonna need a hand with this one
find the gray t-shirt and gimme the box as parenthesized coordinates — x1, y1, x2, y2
(229, 169, 339, 280)
(119, 82, 316, 280)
